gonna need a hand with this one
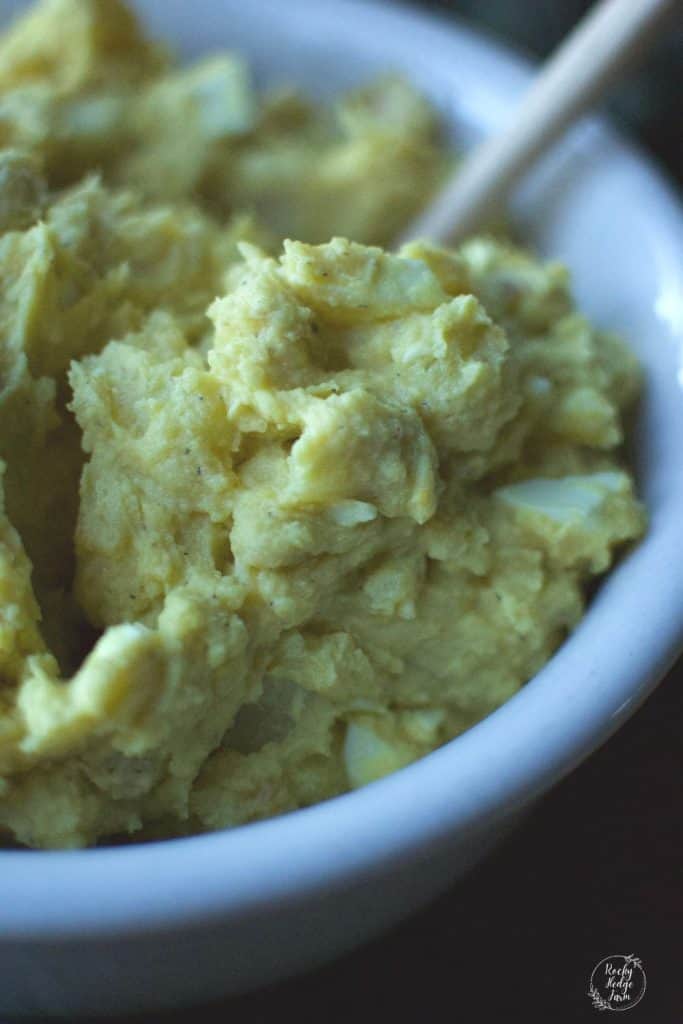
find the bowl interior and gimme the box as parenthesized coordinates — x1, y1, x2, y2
(0, 0, 682, 937)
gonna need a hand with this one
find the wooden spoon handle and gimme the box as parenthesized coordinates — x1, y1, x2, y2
(400, 0, 680, 246)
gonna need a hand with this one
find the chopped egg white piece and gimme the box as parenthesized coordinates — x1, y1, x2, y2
(495, 472, 627, 523)
(344, 721, 413, 789)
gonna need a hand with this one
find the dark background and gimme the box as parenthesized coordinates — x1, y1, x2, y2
(82, 2, 683, 1021)
(426, 0, 683, 187)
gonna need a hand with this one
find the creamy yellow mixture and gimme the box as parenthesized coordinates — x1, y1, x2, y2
(0, 0, 644, 848)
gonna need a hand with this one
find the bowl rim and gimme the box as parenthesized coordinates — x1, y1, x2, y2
(1, 0, 682, 942)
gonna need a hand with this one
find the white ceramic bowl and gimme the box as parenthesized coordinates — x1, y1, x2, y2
(1, 0, 682, 1016)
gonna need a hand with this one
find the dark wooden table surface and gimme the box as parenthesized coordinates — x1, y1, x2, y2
(117, 655, 681, 1024)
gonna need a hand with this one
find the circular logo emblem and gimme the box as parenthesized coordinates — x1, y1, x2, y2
(588, 954, 646, 1012)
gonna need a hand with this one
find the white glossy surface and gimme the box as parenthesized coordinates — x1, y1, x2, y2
(1, 0, 682, 1015)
